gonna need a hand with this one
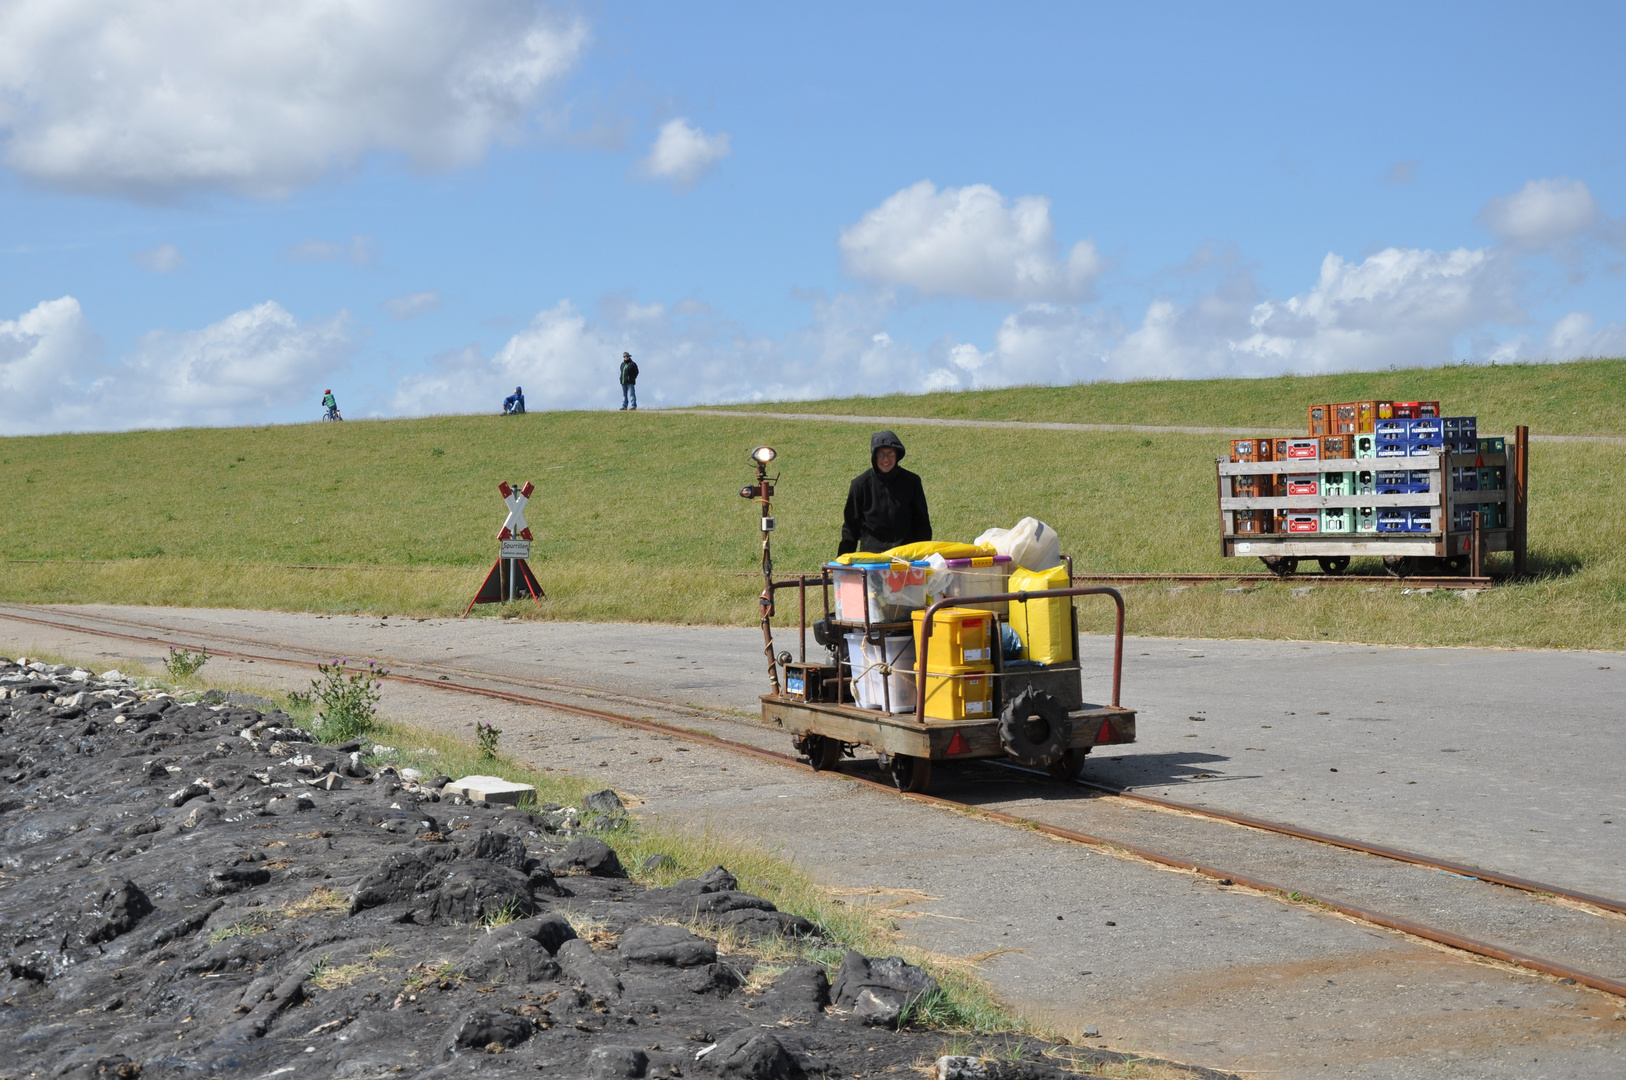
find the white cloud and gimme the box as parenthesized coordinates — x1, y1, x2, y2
(383, 291, 442, 321)
(1538, 311, 1626, 359)
(0, 296, 104, 434)
(0, 297, 351, 434)
(638, 118, 730, 188)
(121, 302, 353, 426)
(840, 181, 1102, 303)
(134, 243, 184, 272)
(1479, 177, 1599, 249)
(0, 0, 588, 199)
(285, 236, 375, 265)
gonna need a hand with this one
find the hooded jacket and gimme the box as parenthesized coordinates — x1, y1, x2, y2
(837, 431, 932, 555)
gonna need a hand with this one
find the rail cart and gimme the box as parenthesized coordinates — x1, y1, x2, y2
(737, 446, 1135, 795)
(1215, 425, 1530, 578)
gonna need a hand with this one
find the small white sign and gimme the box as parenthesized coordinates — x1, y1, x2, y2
(1236, 542, 1252, 553)
(499, 539, 532, 559)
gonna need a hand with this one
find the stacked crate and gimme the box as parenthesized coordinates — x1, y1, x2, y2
(1228, 438, 1274, 534)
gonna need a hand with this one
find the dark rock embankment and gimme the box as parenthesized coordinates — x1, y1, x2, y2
(0, 660, 1230, 1080)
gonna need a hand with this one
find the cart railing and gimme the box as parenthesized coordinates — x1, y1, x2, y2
(916, 587, 1125, 714)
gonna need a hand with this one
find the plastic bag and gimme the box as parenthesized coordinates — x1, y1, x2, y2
(973, 517, 1061, 571)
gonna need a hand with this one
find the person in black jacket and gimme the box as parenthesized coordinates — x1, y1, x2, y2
(838, 431, 932, 555)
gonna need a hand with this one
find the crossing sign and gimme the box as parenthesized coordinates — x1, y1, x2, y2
(498, 481, 534, 540)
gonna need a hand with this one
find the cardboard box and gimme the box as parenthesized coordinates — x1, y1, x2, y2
(1285, 473, 1320, 496)
(1308, 403, 1333, 436)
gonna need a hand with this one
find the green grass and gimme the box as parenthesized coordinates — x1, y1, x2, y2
(708, 356, 1626, 437)
(1, 357, 1623, 649)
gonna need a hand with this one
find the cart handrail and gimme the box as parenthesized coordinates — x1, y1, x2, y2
(916, 587, 1125, 715)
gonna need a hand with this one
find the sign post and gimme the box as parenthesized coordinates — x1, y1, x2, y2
(463, 481, 545, 617)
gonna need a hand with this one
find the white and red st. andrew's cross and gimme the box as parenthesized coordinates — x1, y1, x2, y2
(498, 481, 534, 540)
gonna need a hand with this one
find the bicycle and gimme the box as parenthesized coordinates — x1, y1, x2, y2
(322, 406, 343, 421)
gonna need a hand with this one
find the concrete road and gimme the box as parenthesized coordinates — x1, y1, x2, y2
(5, 604, 1625, 1078)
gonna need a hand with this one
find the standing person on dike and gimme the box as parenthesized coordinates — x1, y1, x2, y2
(618, 351, 638, 410)
(838, 431, 932, 555)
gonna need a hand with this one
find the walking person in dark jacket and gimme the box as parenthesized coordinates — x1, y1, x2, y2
(838, 431, 932, 555)
(619, 352, 638, 410)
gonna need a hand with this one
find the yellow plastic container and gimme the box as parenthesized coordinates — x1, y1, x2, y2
(1008, 564, 1073, 664)
(919, 665, 996, 722)
(912, 607, 995, 670)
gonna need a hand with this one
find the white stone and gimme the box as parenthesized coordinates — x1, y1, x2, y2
(443, 774, 537, 806)
(101, 670, 126, 682)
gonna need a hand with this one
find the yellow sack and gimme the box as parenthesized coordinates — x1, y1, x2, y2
(1008, 564, 1073, 664)
(833, 542, 995, 566)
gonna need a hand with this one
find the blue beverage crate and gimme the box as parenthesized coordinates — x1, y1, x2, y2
(1376, 508, 1411, 532)
(1408, 418, 1443, 440)
(1452, 504, 1484, 531)
(1441, 416, 1477, 437)
(1375, 441, 1409, 458)
(1375, 418, 1409, 439)
(1408, 438, 1443, 456)
(1410, 470, 1434, 490)
(1408, 508, 1436, 532)
(1451, 466, 1479, 492)
(1375, 470, 1412, 494)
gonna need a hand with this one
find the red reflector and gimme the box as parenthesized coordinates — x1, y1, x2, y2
(1095, 719, 1117, 745)
(946, 730, 970, 756)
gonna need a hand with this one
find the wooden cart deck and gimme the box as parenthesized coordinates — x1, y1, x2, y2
(760, 695, 1136, 761)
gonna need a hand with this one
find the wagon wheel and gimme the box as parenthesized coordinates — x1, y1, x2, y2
(1317, 556, 1350, 575)
(889, 754, 932, 794)
(1260, 556, 1299, 576)
(810, 734, 843, 771)
(1441, 553, 1470, 576)
(1047, 747, 1090, 781)
(1383, 555, 1416, 578)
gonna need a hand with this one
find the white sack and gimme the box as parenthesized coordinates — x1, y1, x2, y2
(974, 517, 1062, 571)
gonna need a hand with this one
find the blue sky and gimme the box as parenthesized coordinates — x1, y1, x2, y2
(2, 1, 1622, 433)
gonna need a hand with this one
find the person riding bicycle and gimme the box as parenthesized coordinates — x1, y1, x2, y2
(321, 389, 341, 421)
(503, 386, 525, 414)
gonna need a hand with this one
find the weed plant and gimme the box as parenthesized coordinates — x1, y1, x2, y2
(163, 646, 209, 680)
(289, 658, 387, 743)
(475, 722, 502, 759)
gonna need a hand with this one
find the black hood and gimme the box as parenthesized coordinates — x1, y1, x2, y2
(870, 430, 906, 468)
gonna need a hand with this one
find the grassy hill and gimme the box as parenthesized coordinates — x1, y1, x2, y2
(2, 358, 1622, 650)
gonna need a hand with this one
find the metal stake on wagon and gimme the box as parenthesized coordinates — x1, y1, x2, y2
(463, 480, 545, 617)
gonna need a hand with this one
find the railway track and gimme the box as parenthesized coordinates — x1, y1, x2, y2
(3, 604, 1620, 1000)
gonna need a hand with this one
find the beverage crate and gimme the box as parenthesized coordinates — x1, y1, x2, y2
(1375, 418, 1409, 439)
(1284, 473, 1319, 496)
(1321, 506, 1354, 533)
(1451, 466, 1479, 492)
(1282, 438, 1320, 461)
(1233, 509, 1272, 534)
(1479, 465, 1506, 491)
(1354, 467, 1376, 495)
(1321, 434, 1356, 459)
(1308, 403, 1333, 436)
(1353, 433, 1376, 458)
(1375, 439, 1410, 459)
(1281, 510, 1320, 534)
(1354, 506, 1378, 533)
(1479, 436, 1505, 454)
(1376, 470, 1428, 495)
(1321, 471, 1352, 496)
(1332, 403, 1361, 434)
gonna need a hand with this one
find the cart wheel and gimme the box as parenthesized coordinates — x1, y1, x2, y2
(889, 754, 932, 794)
(1047, 747, 1089, 781)
(1441, 554, 1470, 576)
(1261, 556, 1299, 576)
(811, 734, 843, 771)
(1317, 556, 1350, 575)
(1383, 556, 1416, 578)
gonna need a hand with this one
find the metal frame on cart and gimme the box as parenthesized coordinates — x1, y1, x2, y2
(1214, 424, 1530, 576)
(759, 572, 1136, 791)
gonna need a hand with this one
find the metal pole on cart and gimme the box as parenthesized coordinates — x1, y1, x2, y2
(741, 447, 782, 696)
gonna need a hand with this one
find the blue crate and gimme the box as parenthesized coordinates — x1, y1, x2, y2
(1376, 509, 1411, 532)
(1451, 466, 1479, 492)
(1408, 418, 1443, 440)
(1375, 441, 1410, 458)
(1409, 508, 1436, 532)
(1375, 418, 1409, 439)
(1408, 438, 1443, 456)
(1441, 415, 1477, 435)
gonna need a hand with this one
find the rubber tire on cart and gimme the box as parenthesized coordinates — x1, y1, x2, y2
(889, 754, 932, 794)
(1317, 556, 1350, 575)
(1047, 747, 1090, 781)
(1383, 555, 1416, 578)
(998, 688, 1072, 769)
(797, 733, 843, 772)
(1261, 556, 1299, 576)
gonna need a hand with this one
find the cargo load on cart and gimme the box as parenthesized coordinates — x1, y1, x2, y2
(1216, 399, 1528, 578)
(736, 446, 1134, 795)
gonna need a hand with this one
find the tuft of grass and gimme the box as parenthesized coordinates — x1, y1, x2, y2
(163, 646, 210, 680)
(208, 916, 269, 944)
(278, 886, 349, 917)
(309, 957, 376, 991)
(480, 898, 525, 929)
